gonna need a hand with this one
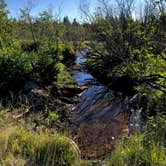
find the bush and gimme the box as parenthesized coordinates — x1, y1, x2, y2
(57, 63, 74, 84)
(0, 46, 33, 92)
(0, 41, 63, 93)
(21, 41, 40, 53)
(33, 42, 62, 83)
(86, 5, 166, 96)
(0, 126, 80, 166)
(61, 42, 76, 66)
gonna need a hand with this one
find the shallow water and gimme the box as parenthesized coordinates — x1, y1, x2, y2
(73, 50, 96, 86)
(71, 50, 130, 157)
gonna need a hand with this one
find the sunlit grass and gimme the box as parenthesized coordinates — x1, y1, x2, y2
(107, 115, 166, 166)
(0, 126, 80, 166)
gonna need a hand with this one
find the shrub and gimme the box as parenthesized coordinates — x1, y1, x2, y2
(21, 41, 40, 53)
(0, 46, 33, 92)
(0, 41, 63, 93)
(57, 63, 74, 84)
(33, 43, 62, 83)
(61, 42, 76, 66)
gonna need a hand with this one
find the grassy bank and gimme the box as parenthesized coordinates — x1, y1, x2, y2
(107, 114, 166, 166)
(0, 125, 80, 166)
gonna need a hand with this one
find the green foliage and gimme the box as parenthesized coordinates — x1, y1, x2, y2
(88, 19, 165, 79)
(0, 0, 87, 94)
(0, 41, 76, 93)
(0, 44, 33, 91)
(21, 41, 40, 53)
(57, 63, 74, 84)
(144, 114, 166, 147)
(33, 42, 62, 82)
(107, 135, 166, 166)
(0, 126, 80, 166)
(48, 111, 59, 121)
(0, 0, 16, 47)
(79, 40, 90, 49)
(84, 1, 166, 119)
(0, 40, 64, 92)
(45, 111, 59, 126)
(0, 104, 8, 125)
(87, 1, 166, 97)
(0, 0, 87, 93)
(61, 42, 76, 66)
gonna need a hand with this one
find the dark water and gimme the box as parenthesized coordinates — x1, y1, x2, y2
(71, 51, 128, 157)
(73, 50, 143, 126)
(71, 50, 143, 157)
(72, 50, 128, 124)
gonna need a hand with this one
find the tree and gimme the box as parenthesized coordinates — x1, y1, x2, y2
(63, 16, 70, 25)
(19, 1, 36, 42)
(0, 0, 10, 47)
(85, 0, 166, 95)
(72, 18, 79, 26)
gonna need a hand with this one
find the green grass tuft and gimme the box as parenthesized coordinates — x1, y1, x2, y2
(0, 126, 80, 166)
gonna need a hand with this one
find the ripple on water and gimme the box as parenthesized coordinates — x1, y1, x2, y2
(71, 50, 130, 157)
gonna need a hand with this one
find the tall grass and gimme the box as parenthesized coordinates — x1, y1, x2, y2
(107, 114, 166, 166)
(107, 135, 166, 166)
(0, 126, 80, 166)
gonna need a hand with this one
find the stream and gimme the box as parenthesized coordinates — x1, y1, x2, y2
(72, 49, 97, 86)
(71, 50, 146, 157)
(71, 50, 131, 157)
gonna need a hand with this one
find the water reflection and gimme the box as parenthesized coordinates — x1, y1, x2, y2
(71, 50, 144, 157)
(73, 50, 96, 86)
(71, 50, 129, 157)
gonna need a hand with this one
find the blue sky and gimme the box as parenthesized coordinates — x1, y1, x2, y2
(5, 0, 144, 21)
(5, 0, 98, 20)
